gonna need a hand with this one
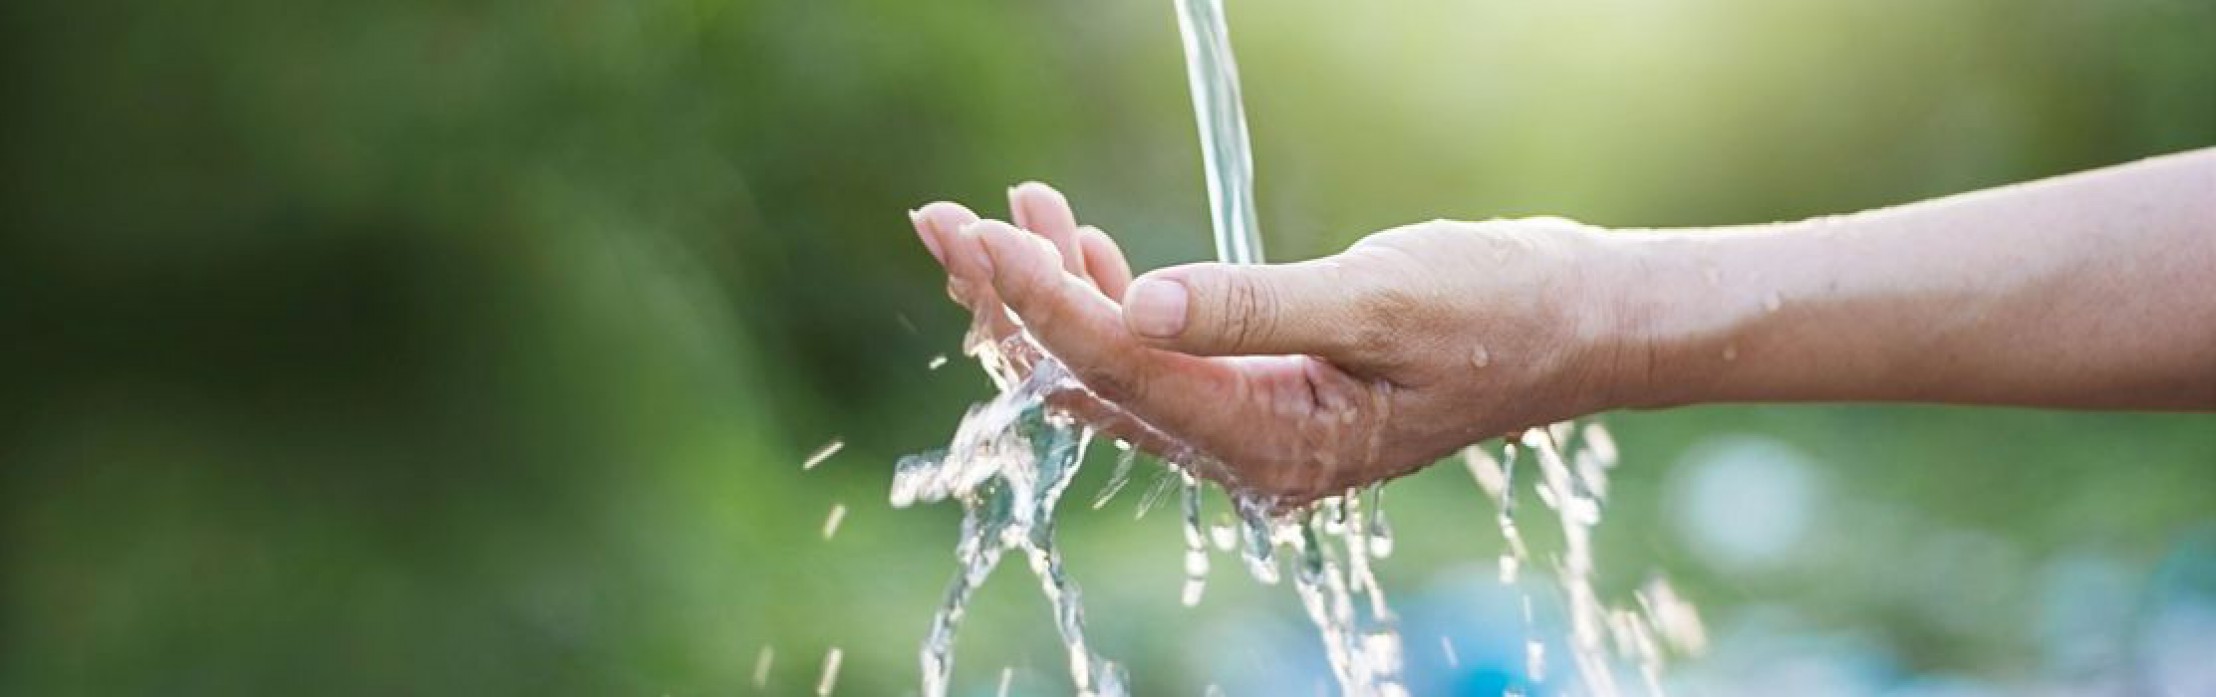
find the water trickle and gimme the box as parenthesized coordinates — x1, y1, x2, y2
(1461, 424, 1706, 696)
(928, 354, 950, 371)
(1180, 473, 1212, 607)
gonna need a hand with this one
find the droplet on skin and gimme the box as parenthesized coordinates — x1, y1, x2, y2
(1721, 345, 1738, 362)
(1469, 345, 1491, 369)
(816, 647, 843, 696)
(1763, 292, 1782, 313)
(821, 503, 847, 540)
(752, 646, 774, 690)
(802, 439, 844, 470)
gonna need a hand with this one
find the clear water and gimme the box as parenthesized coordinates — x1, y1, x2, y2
(1173, 0, 1265, 267)
(890, 345, 1128, 697)
(892, 2, 1701, 694)
(1465, 424, 1708, 696)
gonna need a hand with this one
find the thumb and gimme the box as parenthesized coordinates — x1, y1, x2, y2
(1121, 259, 1370, 357)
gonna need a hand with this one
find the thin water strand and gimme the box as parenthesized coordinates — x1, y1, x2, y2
(1173, 0, 1264, 266)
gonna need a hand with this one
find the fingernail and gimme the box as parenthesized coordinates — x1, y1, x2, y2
(909, 209, 946, 265)
(1125, 277, 1189, 338)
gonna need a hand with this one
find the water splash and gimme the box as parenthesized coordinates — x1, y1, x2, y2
(893, 2, 1698, 694)
(1465, 423, 1707, 696)
(891, 345, 1128, 697)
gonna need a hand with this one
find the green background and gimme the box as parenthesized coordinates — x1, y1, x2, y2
(5, 0, 2213, 694)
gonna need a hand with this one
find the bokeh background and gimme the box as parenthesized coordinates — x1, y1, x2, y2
(5, 0, 2214, 694)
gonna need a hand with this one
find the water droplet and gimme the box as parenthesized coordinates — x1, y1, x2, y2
(1209, 514, 1239, 551)
(752, 646, 774, 690)
(1762, 292, 1783, 313)
(1721, 345, 1738, 362)
(1499, 554, 1520, 584)
(1525, 639, 1546, 682)
(997, 667, 1013, 697)
(821, 504, 848, 540)
(802, 439, 844, 470)
(1469, 345, 1491, 369)
(927, 354, 949, 370)
(816, 647, 843, 696)
(1440, 636, 1460, 668)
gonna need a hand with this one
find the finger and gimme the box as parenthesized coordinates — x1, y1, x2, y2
(959, 219, 1241, 412)
(914, 201, 1020, 342)
(1078, 225, 1134, 300)
(906, 208, 947, 266)
(1008, 181, 1087, 277)
(1121, 259, 1371, 358)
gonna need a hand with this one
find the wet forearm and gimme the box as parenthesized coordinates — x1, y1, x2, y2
(1604, 148, 2216, 410)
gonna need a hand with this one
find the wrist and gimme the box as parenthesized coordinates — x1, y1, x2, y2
(1579, 228, 1729, 412)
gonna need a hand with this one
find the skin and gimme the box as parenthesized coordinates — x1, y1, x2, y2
(909, 147, 2216, 505)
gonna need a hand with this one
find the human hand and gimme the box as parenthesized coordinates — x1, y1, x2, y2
(910, 182, 1635, 505)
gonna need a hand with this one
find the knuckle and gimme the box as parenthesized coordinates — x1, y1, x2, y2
(1215, 275, 1280, 352)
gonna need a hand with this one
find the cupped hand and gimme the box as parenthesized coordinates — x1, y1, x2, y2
(909, 182, 1632, 505)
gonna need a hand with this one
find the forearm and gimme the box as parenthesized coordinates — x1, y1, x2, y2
(1602, 148, 2216, 410)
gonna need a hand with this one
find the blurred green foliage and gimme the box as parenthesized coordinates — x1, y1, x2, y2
(3, 0, 2212, 694)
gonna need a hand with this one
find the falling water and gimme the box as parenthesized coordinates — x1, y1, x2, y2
(1464, 423, 1709, 696)
(1175, 0, 1412, 693)
(1173, 0, 1264, 267)
(893, 1, 1701, 695)
(891, 344, 1128, 697)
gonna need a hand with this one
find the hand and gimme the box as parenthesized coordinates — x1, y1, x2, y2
(910, 182, 1633, 505)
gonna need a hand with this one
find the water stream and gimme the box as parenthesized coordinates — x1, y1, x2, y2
(889, 2, 1701, 694)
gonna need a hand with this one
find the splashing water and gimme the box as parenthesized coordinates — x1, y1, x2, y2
(1465, 423, 1708, 696)
(892, 2, 1700, 695)
(890, 341, 1128, 697)
(1174, 0, 1415, 692)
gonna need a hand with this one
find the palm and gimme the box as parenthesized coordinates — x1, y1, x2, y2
(912, 186, 1401, 502)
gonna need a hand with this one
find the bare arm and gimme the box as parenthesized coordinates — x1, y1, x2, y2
(910, 150, 2215, 502)
(1609, 147, 2216, 411)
